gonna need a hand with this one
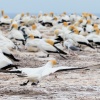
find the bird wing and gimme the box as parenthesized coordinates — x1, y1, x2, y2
(38, 41, 57, 52)
(69, 46, 80, 51)
(51, 66, 86, 73)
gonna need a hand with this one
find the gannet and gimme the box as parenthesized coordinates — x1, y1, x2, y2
(31, 24, 42, 39)
(0, 49, 19, 70)
(8, 24, 25, 45)
(0, 59, 85, 86)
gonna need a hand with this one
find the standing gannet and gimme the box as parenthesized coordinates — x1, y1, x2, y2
(0, 59, 84, 86)
(25, 34, 39, 52)
(31, 24, 42, 39)
(37, 39, 67, 58)
(0, 49, 19, 70)
(26, 34, 67, 58)
(0, 10, 11, 25)
(13, 13, 24, 21)
(86, 28, 99, 43)
(69, 29, 94, 49)
(85, 20, 94, 33)
(8, 24, 25, 45)
(92, 29, 100, 46)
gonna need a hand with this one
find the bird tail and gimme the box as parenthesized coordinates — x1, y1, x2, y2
(54, 41, 61, 44)
(3, 53, 20, 62)
(0, 70, 21, 73)
(1, 64, 19, 70)
(54, 45, 67, 55)
(87, 43, 95, 49)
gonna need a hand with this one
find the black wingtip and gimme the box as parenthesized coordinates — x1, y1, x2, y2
(54, 45, 67, 55)
(0, 70, 21, 73)
(87, 44, 95, 49)
(1, 64, 19, 70)
(56, 67, 87, 72)
(3, 53, 20, 62)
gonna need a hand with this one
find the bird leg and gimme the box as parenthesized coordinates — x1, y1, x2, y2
(47, 54, 49, 57)
(20, 80, 29, 86)
(31, 81, 39, 86)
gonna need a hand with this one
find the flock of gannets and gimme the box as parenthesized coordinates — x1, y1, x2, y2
(0, 10, 100, 86)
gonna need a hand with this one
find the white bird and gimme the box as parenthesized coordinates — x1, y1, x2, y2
(13, 13, 24, 21)
(0, 59, 84, 86)
(25, 34, 39, 52)
(7, 24, 25, 45)
(0, 49, 18, 70)
(26, 34, 67, 58)
(0, 45, 20, 61)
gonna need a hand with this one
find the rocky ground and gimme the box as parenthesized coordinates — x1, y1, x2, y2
(0, 49, 100, 100)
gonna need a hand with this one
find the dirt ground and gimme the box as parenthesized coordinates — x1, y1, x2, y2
(0, 49, 100, 100)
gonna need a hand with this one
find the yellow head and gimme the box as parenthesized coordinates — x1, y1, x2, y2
(93, 24, 98, 28)
(63, 12, 66, 15)
(28, 34, 34, 39)
(53, 17, 58, 21)
(50, 59, 57, 65)
(87, 20, 91, 24)
(94, 28, 99, 35)
(96, 30, 100, 35)
(50, 12, 54, 16)
(68, 25, 75, 30)
(4, 15, 8, 19)
(12, 24, 18, 29)
(79, 19, 83, 23)
(44, 13, 48, 16)
(21, 13, 24, 17)
(32, 24, 37, 30)
(54, 29, 59, 36)
(63, 22, 68, 27)
(89, 14, 92, 17)
(45, 39, 54, 46)
(73, 29, 79, 34)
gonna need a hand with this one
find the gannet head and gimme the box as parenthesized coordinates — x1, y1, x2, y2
(93, 24, 98, 28)
(88, 13, 92, 17)
(21, 13, 24, 17)
(32, 24, 37, 30)
(54, 29, 59, 36)
(12, 24, 18, 29)
(45, 39, 54, 46)
(4, 15, 8, 19)
(53, 17, 58, 21)
(50, 12, 54, 16)
(79, 19, 83, 23)
(63, 12, 66, 15)
(94, 28, 99, 35)
(87, 20, 91, 24)
(63, 22, 68, 27)
(44, 13, 48, 16)
(68, 25, 75, 30)
(73, 29, 80, 34)
(49, 59, 57, 66)
(28, 34, 34, 39)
